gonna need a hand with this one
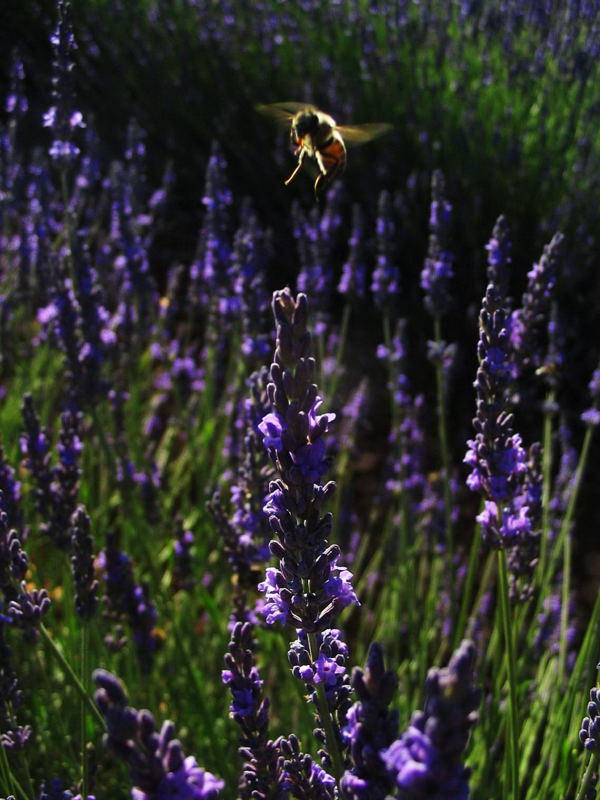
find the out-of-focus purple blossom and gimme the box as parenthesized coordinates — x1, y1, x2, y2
(510, 232, 563, 372)
(341, 642, 399, 799)
(6, 52, 28, 119)
(426, 339, 457, 390)
(190, 141, 232, 311)
(208, 369, 273, 615)
(534, 592, 577, 670)
(294, 182, 343, 317)
(229, 200, 272, 362)
(484, 215, 511, 296)
(35, 778, 95, 800)
(338, 204, 367, 302)
(0, 447, 23, 534)
(94, 669, 224, 799)
(70, 505, 98, 620)
(99, 531, 162, 671)
(581, 360, 600, 426)
(43, 0, 85, 163)
(381, 641, 480, 799)
(172, 520, 195, 593)
(21, 400, 83, 550)
(421, 170, 454, 317)
(371, 190, 400, 315)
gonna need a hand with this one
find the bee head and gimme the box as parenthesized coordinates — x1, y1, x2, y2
(294, 110, 320, 138)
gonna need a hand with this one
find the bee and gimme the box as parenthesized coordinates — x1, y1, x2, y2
(257, 102, 392, 197)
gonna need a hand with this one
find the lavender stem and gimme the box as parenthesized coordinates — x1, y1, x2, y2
(40, 623, 105, 728)
(575, 753, 600, 800)
(497, 548, 520, 800)
(538, 389, 556, 582)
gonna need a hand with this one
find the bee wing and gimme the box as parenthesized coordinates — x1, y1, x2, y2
(336, 123, 393, 147)
(256, 102, 312, 130)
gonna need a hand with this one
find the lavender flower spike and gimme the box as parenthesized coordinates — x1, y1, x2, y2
(580, 681, 600, 753)
(257, 289, 357, 773)
(94, 669, 224, 799)
(257, 289, 358, 635)
(341, 642, 399, 799)
(381, 640, 480, 799)
(43, 0, 85, 163)
(464, 240, 536, 558)
(421, 170, 454, 317)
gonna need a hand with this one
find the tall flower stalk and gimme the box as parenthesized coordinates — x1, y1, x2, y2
(464, 223, 534, 800)
(257, 288, 359, 781)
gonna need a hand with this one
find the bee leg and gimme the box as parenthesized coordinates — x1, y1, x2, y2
(284, 161, 303, 185)
(284, 149, 306, 186)
(314, 171, 332, 198)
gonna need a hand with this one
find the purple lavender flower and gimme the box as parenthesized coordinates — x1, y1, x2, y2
(340, 643, 399, 799)
(69, 506, 98, 620)
(257, 291, 357, 629)
(0, 447, 24, 534)
(257, 289, 357, 768)
(99, 531, 162, 671)
(94, 670, 224, 799)
(338, 204, 367, 302)
(294, 182, 343, 316)
(371, 190, 400, 315)
(464, 243, 536, 557)
(35, 778, 95, 800)
(421, 170, 454, 317)
(229, 201, 272, 362)
(581, 360, 600, 427)
(172, 520, 195, 593)
(580, 682, 600, 753)
(222, 621, 282, 799)
(21, 397, 83, 550)
(208, 369, 273, 620)
(0, 510, 28, 585)
(190, 141, 232, 309)
(0, 618, 32, 749)
(7, 581, 51, 640)
(484, 215, 511, 297)
(276, 734, 337, 799)
(510, 232, 564, 372)
(381, 641, 480, 799)
(43, 0, 85, 163)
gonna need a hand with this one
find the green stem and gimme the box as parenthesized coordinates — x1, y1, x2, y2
(557, 526, 572, 687)
(17, 750, 35, 800)
(534, 424, 594, 624)
(575, 753, 599, 800)
(80, 623, 90, 800)
(307, 631, 344, 783)
(537, 391, 555, 583)
(497, 549, 520, 800)
(433, 316, 455, 613)
(40, 623, 105, 729)
(451, 521, 482, 650)
(0, 743, 30, 800)
(326, 304, 351, 402)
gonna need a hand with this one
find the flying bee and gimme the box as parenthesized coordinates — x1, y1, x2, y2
(257, 102, 392, 197)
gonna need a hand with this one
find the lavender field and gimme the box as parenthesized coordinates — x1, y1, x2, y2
(1, 2, 600, 799)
